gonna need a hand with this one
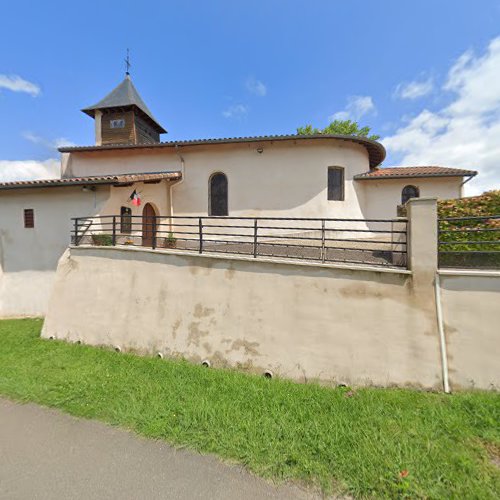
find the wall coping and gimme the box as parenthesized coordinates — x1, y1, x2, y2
(407, 196, 439, 203)
(70, 245, 412, 275)
(438, 269, 500, 278)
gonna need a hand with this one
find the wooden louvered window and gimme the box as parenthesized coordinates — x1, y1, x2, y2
(24, 209, 34, 228)
(209, 173, 228, 216)
(120, 206, 132, 233)
(328, 167, 345, 201)
(110, 119, 125, 129)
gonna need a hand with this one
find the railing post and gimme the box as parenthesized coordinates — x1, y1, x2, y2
(390, 220, 395, 265)
(199, 217, 203, 254)
(321, 219, 326, 263)
(253, 218, 258, 258)
(112, 216, 116, 246)
(152, 217, 157, 249)
(74, 218, 79, 246)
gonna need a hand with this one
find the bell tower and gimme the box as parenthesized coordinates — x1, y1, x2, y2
(81, 67, 166, 146)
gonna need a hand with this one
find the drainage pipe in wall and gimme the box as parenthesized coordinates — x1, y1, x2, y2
(434, 272, 451, 393)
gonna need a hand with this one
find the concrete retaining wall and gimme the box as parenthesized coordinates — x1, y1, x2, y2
(439, 270, 500, 390)
(39, 198, 500, 390)
(42, 246, 445, 388)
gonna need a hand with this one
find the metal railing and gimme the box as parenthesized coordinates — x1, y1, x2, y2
(71, 215, 408, 268)
(438, 215, 500, 269)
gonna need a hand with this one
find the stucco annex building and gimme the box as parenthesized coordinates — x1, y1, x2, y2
(0, 74, 477, 317)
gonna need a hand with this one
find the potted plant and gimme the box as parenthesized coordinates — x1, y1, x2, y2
(165, 232, 177, 249)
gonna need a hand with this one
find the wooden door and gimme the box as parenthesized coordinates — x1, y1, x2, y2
(142, 203, 156, 247)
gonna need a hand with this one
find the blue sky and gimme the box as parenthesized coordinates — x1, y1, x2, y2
(1, 0, 500, 193)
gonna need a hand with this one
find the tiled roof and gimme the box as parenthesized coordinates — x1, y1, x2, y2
(0, 172, 181, 191)
(81, 75, 166, 133)
(354, 166, 477, 180)
(58, 133, 386, 169)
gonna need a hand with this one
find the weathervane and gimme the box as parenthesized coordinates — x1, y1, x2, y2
(125, 48, 131, 76)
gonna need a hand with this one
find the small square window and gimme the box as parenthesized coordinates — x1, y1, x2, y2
(24, 209, 34, 228)
(110, 119, 125, 129)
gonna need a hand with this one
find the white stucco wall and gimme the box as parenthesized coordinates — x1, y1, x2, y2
(171, 141, 370, 220)
(0, 179, 177, 316)
(40, 246, 500, 390)
(361, 177, 463, 219)
(102, 182, 170, 219)
(0, 140, 470, 319)
(63, 140, 466, 223)
(439, 270, 500, 390)
(42, 246, 446, 388)
(40, 200, 499, 391)
(62, 139, 372, 220)
(0, 187, 110, 317)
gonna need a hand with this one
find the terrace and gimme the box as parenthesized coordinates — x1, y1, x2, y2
(71, 214, 409, 269)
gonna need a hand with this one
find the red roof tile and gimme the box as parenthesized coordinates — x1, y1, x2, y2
(0, 172, 181, 191)
(354, 166, 477, 180)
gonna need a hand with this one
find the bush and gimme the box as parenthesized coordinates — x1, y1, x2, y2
(438, 190, 500, 218)
(91, 234, 113, 246)
(438, 191, 500, 268)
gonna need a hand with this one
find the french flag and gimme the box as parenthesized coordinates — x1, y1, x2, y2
(130, 190, 141, 206)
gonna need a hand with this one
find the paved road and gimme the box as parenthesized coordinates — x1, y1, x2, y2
(0, 398, 318, 500)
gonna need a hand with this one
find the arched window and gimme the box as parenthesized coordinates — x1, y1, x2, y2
(401, 185, 420, 205)
(209, 173, 228, 216)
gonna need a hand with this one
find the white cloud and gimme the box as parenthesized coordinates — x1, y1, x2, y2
(0, 74, 40, 96)
(383, 37, 500, 195)
(0, 159, 59, 183)
(329, 95, 376, 121)
(23, 132, 76, 150)
(245, 78, 267, 96)
(0, 137, 69, 184)
(222, 104, 248, 118)
(394, 77, 434, 100)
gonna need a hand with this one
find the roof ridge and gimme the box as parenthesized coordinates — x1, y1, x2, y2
(58, 133, 386, 169)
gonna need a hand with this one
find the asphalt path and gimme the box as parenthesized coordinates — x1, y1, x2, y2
(0, 398, 319, 500)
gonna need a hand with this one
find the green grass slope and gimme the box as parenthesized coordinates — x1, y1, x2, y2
(0, 319, 499, 498)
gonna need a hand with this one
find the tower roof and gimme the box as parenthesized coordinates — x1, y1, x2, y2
(82, 75, 166, 133)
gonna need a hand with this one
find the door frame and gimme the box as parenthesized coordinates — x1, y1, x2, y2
(142, 203, 157, 247)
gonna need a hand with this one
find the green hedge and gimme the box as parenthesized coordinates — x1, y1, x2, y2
(438, 190, 500, 218)
(438, 191, 500, 267)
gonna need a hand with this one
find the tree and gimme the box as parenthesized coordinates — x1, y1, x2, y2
(297, 119, 380, 141)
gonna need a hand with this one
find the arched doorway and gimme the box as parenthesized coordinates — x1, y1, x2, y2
(142, 203, 157, 247)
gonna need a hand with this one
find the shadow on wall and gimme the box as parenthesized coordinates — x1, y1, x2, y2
(75, 246, 409, 287)
(0, 187, 110, 273)
(440, 274, 500, 293)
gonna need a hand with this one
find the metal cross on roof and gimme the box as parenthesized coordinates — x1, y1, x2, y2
(125, 48, 131, 75)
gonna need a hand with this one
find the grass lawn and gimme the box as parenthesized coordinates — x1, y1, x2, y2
(0, 319, 499, 498)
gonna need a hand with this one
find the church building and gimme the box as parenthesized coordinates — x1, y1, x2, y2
(0, 73, 477, 317)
